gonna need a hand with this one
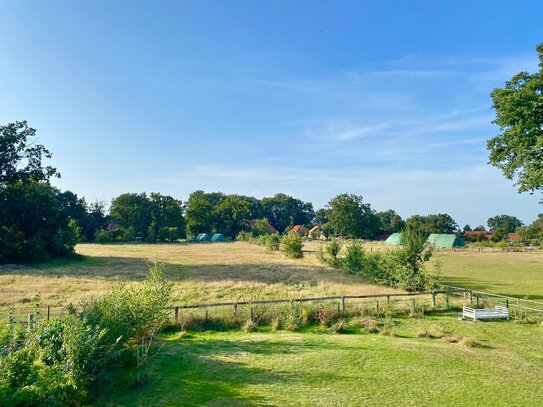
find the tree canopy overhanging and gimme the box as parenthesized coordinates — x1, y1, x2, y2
(487, 42, 543, 197)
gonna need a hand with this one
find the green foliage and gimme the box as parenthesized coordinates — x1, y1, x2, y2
(158, 226, 180, 242)
(326, 193, 380, 238)
(0, 182, 80, 263)
(236, 231, 253, 242)
(281, 230, 304, 258)
(405, 213, 458, 235)
(260, 233, 280, 251)
(260, 193, 314, 234)
(487, 214, 523, 234)
(487, 43, 543, 195)
(0, 121, 59, 184)
(317, 228, 434, 291)
(0, 315, 113, 406)
(376, 209, 405, 234)
(251, 218, 275, 237)
(318, 239, 343, 268)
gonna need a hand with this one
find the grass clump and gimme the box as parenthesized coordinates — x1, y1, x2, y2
(459, 336, 486, 348)
(330, 318, 347, 334)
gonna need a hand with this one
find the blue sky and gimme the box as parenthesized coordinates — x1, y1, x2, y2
(1, 1, 542, 227)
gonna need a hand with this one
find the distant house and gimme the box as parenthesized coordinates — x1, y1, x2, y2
(464, 231, 493, 240)
(508, 232, 520, 241)
(291, 225, 309, 236)
(248, 219, 278, 234)
(308, 225, 324, 240)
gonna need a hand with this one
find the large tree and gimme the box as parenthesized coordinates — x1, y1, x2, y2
(487, 43, 543, 197)
(326, 193, 379, 238)
(184, 190, 226, 236)
(260, 193, 314, 233)
(487, 215, 523, 233)
(0, 121, 78, 262)
(405, 213, 458, 235)
(376, 209, 405, 234)
(109, 193, 153, 238)
(149, 193, 185, 240)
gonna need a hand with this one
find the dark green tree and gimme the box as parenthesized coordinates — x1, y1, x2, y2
(214, 195, 253, 238)
(405, 213, 458, 235)
(109, 193, 153, 238)
(376, 209, 405, 234)
(0, 121, 78, 262)
(184, 191, 226, 236)
(487, 215, 523, 233)
(326, 193, 380, 238)
(149, 193, 185, 240)
(487, 43, 543, 198)
(260, 193, 314, 233)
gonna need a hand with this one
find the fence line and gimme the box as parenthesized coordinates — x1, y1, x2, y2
(440, 284, 543, 313)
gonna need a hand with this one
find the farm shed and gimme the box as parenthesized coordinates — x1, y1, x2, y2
(292, 225, 309, 236)
(211, 233, 225, 242)
(426, 234, 465, 248)
(385, 232, 402, 245)
(196, 233, 211, 242)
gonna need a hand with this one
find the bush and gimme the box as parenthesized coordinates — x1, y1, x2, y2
(281, 230, 304, 258)
(340, 242, 365, 273)
(263, 234, 280, 251)
(318, 239, 342, 268)
(236, 231, 253, 242)
(95, 229, 114, 244)
(330, 318, 347, 334)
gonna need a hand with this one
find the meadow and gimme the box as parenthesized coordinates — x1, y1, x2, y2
(1, 242, 542, 406)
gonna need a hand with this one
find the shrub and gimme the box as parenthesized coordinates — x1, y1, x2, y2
(263, 233, 280, 251)
(83, 260, 172, 383)
(281, 230, 304, 258)
(95, 229, 114, 244)
(241, 318, 258, 333)
(236, 231, 253, 242)
(318, 239, 343, 268)
(314, 309, 336, 327)
(340, 242, 365, 273)
(330, 319, 347, 334)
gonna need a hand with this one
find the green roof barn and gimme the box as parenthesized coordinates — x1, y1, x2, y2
(426, 234, 465, 248)
(385, 232, 403, 245)
(211, 233, 226, 242)
(196, 233, 211, 242)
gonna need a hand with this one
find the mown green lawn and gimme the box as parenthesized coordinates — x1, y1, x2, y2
(433, 251, 543, 299)
(95, 312, 543, 407)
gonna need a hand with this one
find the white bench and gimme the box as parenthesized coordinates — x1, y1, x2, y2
(463, 306, 509, 321)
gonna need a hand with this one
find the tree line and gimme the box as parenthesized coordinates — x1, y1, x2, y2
(1, 121, 542, 264)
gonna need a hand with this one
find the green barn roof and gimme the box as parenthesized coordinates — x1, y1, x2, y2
(196, 233, 211, 242)
(427, 234, 465, 248)
(211, 233, 225, 242)
(385, 232, 403, 245)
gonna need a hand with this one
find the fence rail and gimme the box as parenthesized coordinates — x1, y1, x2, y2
(440, 284, 543, 314)
(3, 285, 541, 327)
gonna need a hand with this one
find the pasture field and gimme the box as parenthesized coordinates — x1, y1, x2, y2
(97, 312, 543, 407)
(1, 242, 543, 312)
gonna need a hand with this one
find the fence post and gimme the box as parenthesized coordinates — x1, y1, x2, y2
(445, 295, 449, 310)
(505, 299, 509, 309)
(27, 313, 33, 331)
(205, 309, 209, 321)
(174, 306, 179, 322)
(376, 300, 380, 313)
(469, 290, 473, 304)
(412, 298, 416, 311)
(47, 305, 51, 321)
(233, 303, 238, 316)
(341, 296, 346, 312)
(387, 295, 390, 305)
(476, 295, 480, 307)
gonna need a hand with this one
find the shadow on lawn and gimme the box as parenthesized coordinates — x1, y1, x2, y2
(95, 337, 303, 406)
(0, 255, 371, 287)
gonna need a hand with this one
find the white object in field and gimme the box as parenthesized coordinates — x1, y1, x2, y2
(463, 306, 509, 321)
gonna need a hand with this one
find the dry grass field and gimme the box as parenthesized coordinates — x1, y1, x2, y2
(1, 241, 542, 314)
(0, 242, 402, 310)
